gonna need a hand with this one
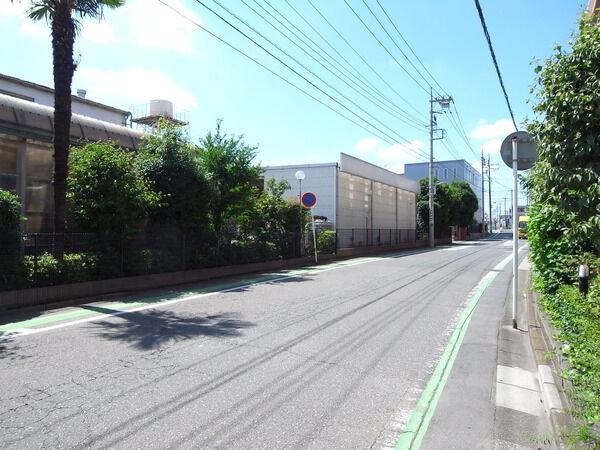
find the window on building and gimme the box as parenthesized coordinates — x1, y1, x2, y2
(444, 168, 448, 179)
(453, 168, 457, 179)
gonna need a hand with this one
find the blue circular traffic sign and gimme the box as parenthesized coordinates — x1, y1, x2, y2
(301, 192, 317, 208)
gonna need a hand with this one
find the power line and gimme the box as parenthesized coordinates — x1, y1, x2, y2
(265, 0, 424, 125)
(473, 0, 518, 131)
(305, 0, 426, 121)
(374, 0, 448, 97)
(158, 0, 429, 160)
(342, 0, 431, 95)
(155, 0, 411, 148)
(238, 0, 426, 131)
(358, 0, 439, 96)
(207, 0, 424, 150)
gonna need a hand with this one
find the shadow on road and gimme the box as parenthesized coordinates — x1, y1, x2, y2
(85, 306, 256, 350)
(0, 331, 25, 361)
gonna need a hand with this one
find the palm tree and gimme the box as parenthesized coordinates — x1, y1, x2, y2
(18, 0, 124, 251)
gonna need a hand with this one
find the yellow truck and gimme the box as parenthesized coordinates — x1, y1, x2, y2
(518, 215, 530, 239)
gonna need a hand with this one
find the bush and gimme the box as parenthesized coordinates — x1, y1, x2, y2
(68, 142, 158, 234)
(0, 190, 24, 284)
(22, 252, 114, 286)
(317, 231, 337, 255)
(540, 275, 600, 447)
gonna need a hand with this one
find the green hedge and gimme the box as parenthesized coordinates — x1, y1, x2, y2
(538, 262, 600, 447)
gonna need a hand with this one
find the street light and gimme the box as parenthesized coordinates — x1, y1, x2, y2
(295, 170, 305, 256)
(295, 170, 305, 199)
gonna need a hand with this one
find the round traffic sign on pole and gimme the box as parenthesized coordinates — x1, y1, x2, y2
(500, 131, 537, 170)
(301, 192, 317, 208)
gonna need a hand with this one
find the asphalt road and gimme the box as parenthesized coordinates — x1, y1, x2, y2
(1, 236, 517, 449)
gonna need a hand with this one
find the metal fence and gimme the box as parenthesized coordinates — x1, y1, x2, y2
(336, 228, 417, 249)
(1, 230, 303, 290)
(1, 228, 426, 291)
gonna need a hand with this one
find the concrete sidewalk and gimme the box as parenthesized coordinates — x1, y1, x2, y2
(417, 253, 568, 449)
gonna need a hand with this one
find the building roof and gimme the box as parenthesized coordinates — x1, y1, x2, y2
(0, 93, 143, 149)
(0, 73, 129, 116)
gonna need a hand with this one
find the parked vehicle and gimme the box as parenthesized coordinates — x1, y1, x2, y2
(518, 215, 530, 239)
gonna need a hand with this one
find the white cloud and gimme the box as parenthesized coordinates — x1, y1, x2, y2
(481, 138, 503, 155)
(123, 0, 204, 54)
(355, 137, 380, 154)
(82, 21, 116, 43)
(76, 66, 197, 110)
(470, 119, 515, 140)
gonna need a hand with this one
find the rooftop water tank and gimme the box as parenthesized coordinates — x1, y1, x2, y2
(149, 99, 173, 117)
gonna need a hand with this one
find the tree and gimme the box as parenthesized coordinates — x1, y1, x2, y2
(416, 178, 478, 233)
(416, 177, 452, 233)
(247, 179, 309, 234)
(67, 142, 158, 234)
(448, 181, 478, 227)
(197, 120, 263, 235)
(136, 124, 210, 232)
(18, 0, 124, 240)
(527, 12, 600, 252)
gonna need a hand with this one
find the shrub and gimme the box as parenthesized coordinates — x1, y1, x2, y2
(22, 252, 114, 286)
(317, 230, 337, 255)
(540, 276, 600, 447)
(0, 189, 24, 284)
(68, 142, 159, 234)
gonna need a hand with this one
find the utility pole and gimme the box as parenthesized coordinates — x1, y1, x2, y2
(504, 196, 507, 229)
(487, 155, 493, 233)
(429, 89, 453, 247)
(481, 150, 486, 233)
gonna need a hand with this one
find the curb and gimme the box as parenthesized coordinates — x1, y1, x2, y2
(523, 259, 571, 442)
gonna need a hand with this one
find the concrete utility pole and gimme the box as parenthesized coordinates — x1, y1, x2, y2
(429, 89, 453, 247)
(488, 155, 492, 231)
(481, 150, 486, 233)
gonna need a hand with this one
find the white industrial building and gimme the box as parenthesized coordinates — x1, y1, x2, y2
(263, 153, 420, 248)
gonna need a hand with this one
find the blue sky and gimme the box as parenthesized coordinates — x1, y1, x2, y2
(1, 0, 585, 212)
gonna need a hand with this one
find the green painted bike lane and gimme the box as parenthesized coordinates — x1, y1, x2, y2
(1, 251, 430, 334)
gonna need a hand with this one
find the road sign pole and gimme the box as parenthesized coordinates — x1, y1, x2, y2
(312, 215, 318, 263)
(512, 137, 519, 329)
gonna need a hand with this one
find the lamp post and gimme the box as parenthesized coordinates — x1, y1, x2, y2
(295, 170, 305, 256)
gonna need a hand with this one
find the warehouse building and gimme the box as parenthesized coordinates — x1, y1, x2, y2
(263, 153, 420, 248)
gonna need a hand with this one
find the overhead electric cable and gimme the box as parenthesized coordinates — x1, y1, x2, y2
(266, 0, 424, 125)
(237, 0, 426, 131)
(274, 0, 406, 115)
(358, 0, 440, 96)
(374, 0, 448, 97)
(155, 0, 409, 147)
(342, 0, 430, 95)
(305, 0, 426, 121)
(206, 0, 425, 150)
(473, 0, 518, 131)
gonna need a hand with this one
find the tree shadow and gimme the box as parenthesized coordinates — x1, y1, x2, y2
(85, 306, 255, 351)
(0, 331, 26, 361)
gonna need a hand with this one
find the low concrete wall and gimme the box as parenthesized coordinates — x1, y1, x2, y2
(0, 240, 431, 311)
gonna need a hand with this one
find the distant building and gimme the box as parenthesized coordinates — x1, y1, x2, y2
(0, 73, 143, 232)
(263, 153, 420, 248)
(403, 159, 484, 225)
